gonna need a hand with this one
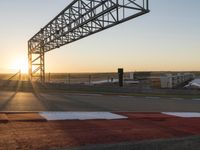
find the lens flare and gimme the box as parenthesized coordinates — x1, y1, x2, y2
(10, 58, 28, 73)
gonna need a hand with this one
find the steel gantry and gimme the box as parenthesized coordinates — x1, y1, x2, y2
(28, 0, 150, 82)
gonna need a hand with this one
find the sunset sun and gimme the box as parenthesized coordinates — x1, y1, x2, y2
(10, 58, 28, 73)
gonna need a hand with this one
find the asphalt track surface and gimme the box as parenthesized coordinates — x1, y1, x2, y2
(0, 91, 200, 111)
(1, 90, 200, 150)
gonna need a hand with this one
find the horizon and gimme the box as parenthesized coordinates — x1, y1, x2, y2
(0, 70, 199, 75)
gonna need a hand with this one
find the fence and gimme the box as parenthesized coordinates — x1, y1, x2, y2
(46, 73, 121, 85)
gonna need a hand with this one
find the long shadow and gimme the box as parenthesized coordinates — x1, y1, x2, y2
(0, 79, 51, 111)
(30, 82, 111, 111)
(29, 82, 100, 111)
(30, 81, 56, 111)
(0, 80, 21, 111)
(60, 94, 110, 111)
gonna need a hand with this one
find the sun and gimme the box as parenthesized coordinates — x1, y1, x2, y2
(10, 58, 28, 74)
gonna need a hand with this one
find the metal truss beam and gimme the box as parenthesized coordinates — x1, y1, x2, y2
(28, 0, 149, 82)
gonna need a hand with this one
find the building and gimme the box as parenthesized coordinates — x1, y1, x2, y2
(160, 73, 195, 88)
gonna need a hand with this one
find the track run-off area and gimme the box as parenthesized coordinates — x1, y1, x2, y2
(1, 111, 200, 150)
(1, 91, 200, 150)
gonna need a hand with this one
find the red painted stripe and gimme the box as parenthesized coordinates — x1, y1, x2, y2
(1, 112, 200, 149)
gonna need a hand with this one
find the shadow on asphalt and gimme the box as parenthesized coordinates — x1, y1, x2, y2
(0, 80, 20, 110)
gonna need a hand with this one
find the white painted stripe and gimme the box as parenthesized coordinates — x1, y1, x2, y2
(170, 98, 183, 100)
(192, 99, 200, 101)
(145, 97, 160, 99)
(77, 94, 103, 97)
(119, 96, 133, 98)
(162, 112, 200, 118)
(39, 112, 127, 121)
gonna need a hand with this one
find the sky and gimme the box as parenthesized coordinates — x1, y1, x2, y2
(0, 0, 200, 73)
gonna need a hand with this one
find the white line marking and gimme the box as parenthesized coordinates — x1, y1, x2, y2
(192, 99, 200, 101)
(119, 96, 133, 98)
(170, 98, 183, 100)
(145, 97, 160, 99)
(162, 112, 200, 118)
(77, 94, 103, 97)
(39, 112, 127, 121)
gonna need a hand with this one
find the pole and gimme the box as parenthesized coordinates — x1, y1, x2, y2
(118, 68, 124, 87)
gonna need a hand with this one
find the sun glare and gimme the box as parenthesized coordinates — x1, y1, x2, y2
(10, 58, 28, 74)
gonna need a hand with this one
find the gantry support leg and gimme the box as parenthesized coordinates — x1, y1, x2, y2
(40, 46, 45, 83)
(28, 42, 45, 83)
(28, 49, 32, 81)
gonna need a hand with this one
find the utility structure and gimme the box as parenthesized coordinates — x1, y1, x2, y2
(28, 0, 149, 82)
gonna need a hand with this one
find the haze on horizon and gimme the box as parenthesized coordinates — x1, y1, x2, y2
(0, 0, 199, 74)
